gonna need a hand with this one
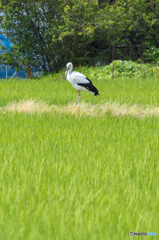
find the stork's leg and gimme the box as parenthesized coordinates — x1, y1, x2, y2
(78, 91, 81, 109)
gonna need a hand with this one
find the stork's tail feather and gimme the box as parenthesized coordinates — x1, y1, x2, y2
(87, 84, 99, 96)
(85, 77, 99, 96)
(93, 87, 99, 96)
(90, 84, 99, 96)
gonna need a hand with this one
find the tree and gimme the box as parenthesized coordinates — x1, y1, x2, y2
(1, 0, 159, 73)
(117, 0, 159, 47)
(53, 2, 99, 66)
(0, 0, 100, 71)
(0, 0, 64, 72)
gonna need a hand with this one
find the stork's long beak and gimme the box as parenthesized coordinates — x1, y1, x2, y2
(65, 69, 67, 79)
(65, 67, 67, 79)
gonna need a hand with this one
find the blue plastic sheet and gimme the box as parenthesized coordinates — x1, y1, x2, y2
(0, 34, 11, 51)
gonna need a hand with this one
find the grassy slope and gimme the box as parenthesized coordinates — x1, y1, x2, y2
(0, 66, 159, 239)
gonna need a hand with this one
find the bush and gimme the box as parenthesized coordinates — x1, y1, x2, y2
(143, 47, 159, 64)
(75, 60, 158, 80)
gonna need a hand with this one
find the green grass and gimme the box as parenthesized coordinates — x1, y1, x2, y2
(0, 65, 159, 239)
(1, 68, 159, 106)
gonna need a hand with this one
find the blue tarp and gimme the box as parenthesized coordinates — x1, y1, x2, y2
(0, 34, 12, 51)
(0, 34, 26, 78)
(0, 34, 40, 79)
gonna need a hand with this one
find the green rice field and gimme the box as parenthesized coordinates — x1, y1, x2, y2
(0, 65, 159, 239)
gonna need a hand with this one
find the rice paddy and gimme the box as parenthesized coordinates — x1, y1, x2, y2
(0, 66, 159, 239)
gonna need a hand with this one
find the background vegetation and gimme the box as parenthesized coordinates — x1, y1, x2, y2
(0, 0, 159, 73)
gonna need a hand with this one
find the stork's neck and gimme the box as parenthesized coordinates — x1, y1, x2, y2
(67, 69, 72, 75)
(65, 69, 71, 81)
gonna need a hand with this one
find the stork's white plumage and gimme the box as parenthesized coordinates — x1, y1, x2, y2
(65, 62, 99, 107)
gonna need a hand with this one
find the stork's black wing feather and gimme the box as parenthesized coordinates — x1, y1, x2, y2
(77, 77, 99, 96)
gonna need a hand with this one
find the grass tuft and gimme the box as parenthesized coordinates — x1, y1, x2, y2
(1, 100, 51, 114)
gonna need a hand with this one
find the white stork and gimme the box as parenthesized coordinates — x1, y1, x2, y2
(65, 62, 99, 107)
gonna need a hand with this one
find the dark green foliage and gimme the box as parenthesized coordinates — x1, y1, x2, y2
(143, 47, 159, 63)
(0, 0, 159, 72)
